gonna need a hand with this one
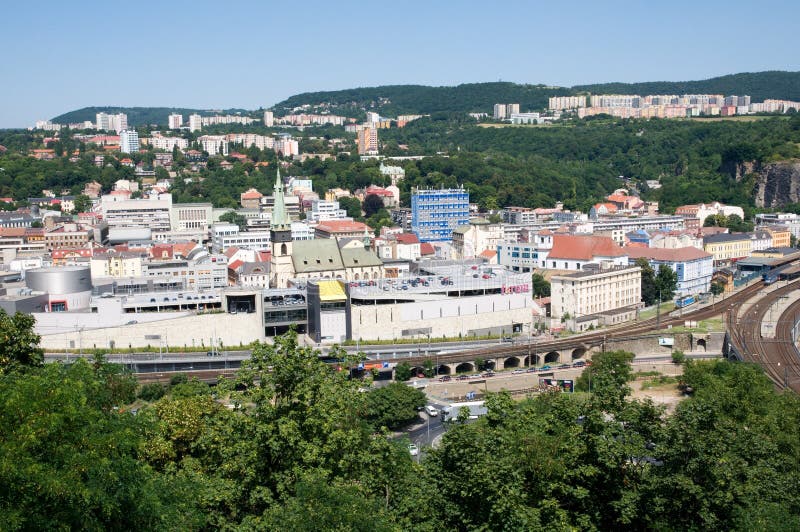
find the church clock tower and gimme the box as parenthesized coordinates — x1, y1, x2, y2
(269, 167, 294, 287)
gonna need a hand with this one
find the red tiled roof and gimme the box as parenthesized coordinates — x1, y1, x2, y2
(548, 235, 626, 261)
(394, 233, 419, 244)
(625, 246, 712, 262)
(223, 246, 240, 259)
(420, 242, 435, 255)
(593, 202, 618, 213)
(316, 220, 371, 233)
(479, 249, 497, 259)
(240, 188, 263, 199)
(228, 259, 244, 271)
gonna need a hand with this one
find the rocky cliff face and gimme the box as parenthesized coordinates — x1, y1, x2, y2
(751, 160, 800, 208)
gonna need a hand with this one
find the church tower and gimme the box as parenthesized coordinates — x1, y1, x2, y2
(270, 167, 294, 287)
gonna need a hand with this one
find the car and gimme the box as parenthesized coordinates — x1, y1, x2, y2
(512, 369, 525, 374)
(408, 444, 419, 456)
(457, 375, 468, 381)
(425, 405, 439, 417)
(526, 367, 538, 373)
(557, 364, 571, 369)
(540, 365, 552, 371)
(482, 274, 490, 279)
(438, 376, 451, 382)
(502, 336, 514, 343)
(572, 360, 587, 367)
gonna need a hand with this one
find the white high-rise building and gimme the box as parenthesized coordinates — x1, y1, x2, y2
(119, 129, 139, 154)
(189, 114, 202, 132)
(95, 112, 128, 133)
(263, 111, 274, 127)
(168, 113, 183, 129)
(493, 104, 507, 119)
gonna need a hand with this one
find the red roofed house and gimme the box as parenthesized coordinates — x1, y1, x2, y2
(546, 234, 628, 271)
(240, 188, 263, 209)
(606, 189, 644, 213)
(315, 220, 372, 240)
(374, 231, 421, 260)
(420, 242, 435, 256)
(592, 202, 618, 216)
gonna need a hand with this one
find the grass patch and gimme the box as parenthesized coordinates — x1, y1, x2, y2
(638, 302, 676, 321)
(640, 375, 679, 390)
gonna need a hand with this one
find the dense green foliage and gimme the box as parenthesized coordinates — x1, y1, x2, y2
(275, 82, 570, 116)
(274, 71, 800, 117)
(51, 106, 253, 127)
(2, 323, 800, 530)
(4, 113, 800, 214)
(364, 382, 427, 430)
(575, 71, 800, 104)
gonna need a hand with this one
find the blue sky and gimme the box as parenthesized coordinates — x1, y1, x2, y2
(0, 0, 797, 127)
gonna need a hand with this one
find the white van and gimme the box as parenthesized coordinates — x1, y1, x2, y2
(425, 405, 439, 417)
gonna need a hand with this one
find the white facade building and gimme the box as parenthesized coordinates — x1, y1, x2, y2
(211, 223, 271, 252)
(551, 265, 642, 321)
(168, 114, 183, 129)
(119, 129, 139, 154)
(188, 114, 202, 132)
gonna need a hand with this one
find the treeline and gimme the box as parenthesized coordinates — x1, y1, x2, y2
(274, 71, 800, 117)
(2, 318, 800, 530)
(575, 70, 800, 103)
(50, 107, 254, 127)
(256, 82, 571, 116)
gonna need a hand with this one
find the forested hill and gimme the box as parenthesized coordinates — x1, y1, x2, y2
(51, 106, 252, 126)
(273, 82, 571, 116)
(574, 71, 800, 103)
(274, 71, 800, 116)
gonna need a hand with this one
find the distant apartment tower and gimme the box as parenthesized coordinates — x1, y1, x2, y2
(119, 129, 139, 154)
(357, 127, 379, 155)
(493, 104, 507, 119)
(96, 112, 128, 133)
(188, 113, 202, 132)
(168, 113, 183, 129)
(549, 96, 587, 110)
(263, 110, 274, 127)
(411, 187, 470, 242)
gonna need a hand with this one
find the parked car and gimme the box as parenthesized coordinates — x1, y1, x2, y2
(572, 360, 587, 367)
(408, 444, 419, 456)
(425, 405, 439, 417)
(540, 365, 552, 371)
(438, 376, 451, 382)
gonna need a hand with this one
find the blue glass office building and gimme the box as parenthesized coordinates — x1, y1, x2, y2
(411, 187, 470, 242)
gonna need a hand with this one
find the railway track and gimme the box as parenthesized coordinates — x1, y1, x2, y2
(729, 279, 800, 392)
(392, 281, 765, 366)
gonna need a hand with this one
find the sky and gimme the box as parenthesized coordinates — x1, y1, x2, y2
(1, 0, 798, 127)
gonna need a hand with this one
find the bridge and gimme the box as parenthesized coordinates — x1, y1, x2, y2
(44, 280, 762, 384)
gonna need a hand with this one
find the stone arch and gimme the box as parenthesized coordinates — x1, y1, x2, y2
(436, 364, 451, 375)
(545, 351, 560, 364)
(697, 338, 707, 352)
(525, 354, 540, 367)
(572, 347, 587, 360)
(455, 362, 474, 374)
(280, 243, 287, 256)
(410, 366, 425, 378)
(504, 356, 521, 368)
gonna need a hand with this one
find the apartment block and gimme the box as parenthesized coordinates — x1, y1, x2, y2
(411, 187, 469, 242)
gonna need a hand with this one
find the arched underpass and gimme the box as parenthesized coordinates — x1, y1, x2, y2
(697, 338, 707, 351)
(504, 356, 521, 368)
(544, 351, 560, 364)
(410, 366, 424, 377)
(572, 347, 587, 360)
(525, 354, 540, 366)
(455, 362, 474, 374)
(436, 365, 451, 375)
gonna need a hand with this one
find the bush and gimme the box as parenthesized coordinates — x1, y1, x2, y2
(169, 373, 188, 386)
(137, 383, 166, 402)
(672, 350, 686, 365)
(394, 362, 412, 381)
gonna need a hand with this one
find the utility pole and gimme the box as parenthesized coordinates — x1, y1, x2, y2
(656, 289, 662, 329)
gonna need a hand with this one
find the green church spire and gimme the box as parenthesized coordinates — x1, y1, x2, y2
(271, 166, 290, 230)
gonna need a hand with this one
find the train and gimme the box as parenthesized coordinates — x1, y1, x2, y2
(763, 263, 800, 285)
(675, 295, 696, 308)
